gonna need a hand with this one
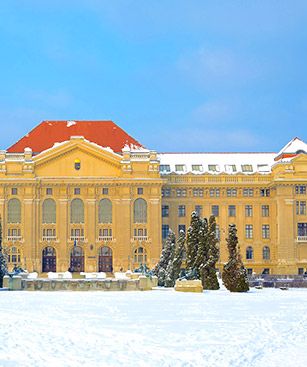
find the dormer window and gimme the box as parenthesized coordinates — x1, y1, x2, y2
(225, 164, 237, 173)
(160, 165, 171, 173)
(208, 164, 220, 172)
(175, 164, 186, 172)
(74, 159, 81, 170)
(241, 164, 253, 172)
(192, 164, 203, 172)
(257, 164, 270, 173)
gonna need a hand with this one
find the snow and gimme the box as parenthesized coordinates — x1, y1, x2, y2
(276, 137, 307, 156)
(1, 288, 307, 367)
(67, 120, 77, 127)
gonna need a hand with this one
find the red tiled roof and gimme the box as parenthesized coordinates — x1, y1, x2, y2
(7, 120, 143, 153)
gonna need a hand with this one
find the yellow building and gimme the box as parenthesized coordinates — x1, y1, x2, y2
(1, 120, 307, 275)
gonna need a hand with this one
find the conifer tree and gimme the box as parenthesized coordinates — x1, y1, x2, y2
(154, 230, 176, 286)
(202, 216, 220, 290)
(195, 218, 208, 279)
(222, 224, 249, 292)
(186, 211, 201, 273)
(164, 230, 186, 287)
(0, 217, 8, 288)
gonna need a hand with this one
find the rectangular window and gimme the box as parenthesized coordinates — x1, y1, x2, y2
(195, 205, 202, 217)
(296, 201, 306, 215)
(162, 224, 169, 240)
(162, 188, 171, 197)
(262, 205, 269, 217)
(260, 189, 270, 197)
(192, 164, 203, 172)
(208, 164, 220, 172)
(212, 205, 219, 217)
(137, 187, 144, 195)
(247, 268, 253, 275)
(178, 205, 186, 217)
(193, 188, 204, 197)
(11, 188, 18, 195)
(298, 268, 304, 275)
(178, 224, 186, 233)
(245, 205, 253, 217)
(241, 164, 253, 172)
(102, 187, 109, 195)
(296, 185, 306, 195)
(160, 165, 171, 172)
(74, 188, 80, 195)
(162, 205, 169, 217)
(257, 164, 270, 173)
(227, 188, 237, 197)
(225, 164, 237, 173)
(176, 189, 187, 197)
(209, 188, 220, 197)
(262, 225, 270, 239)
(245, 225, 253, 239)
(228, 205, 236, 217)
(175, 164, 186, 172)
(46, 188, 53, 195)
(297, 223, 307, 237)
(243, 188, 254, 197)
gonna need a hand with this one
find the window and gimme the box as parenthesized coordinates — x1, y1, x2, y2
(178, 224, 186, 233)
(193, 188, 204, 197)
(162, 205, 169, 217)
(247, 268, 253, 275)
(70, 199, 84, 223)
(178, 205, 186, 217)
(162, 225, 169, 240)
(296, 201, 306, 215)
(134, 247, 147, 264)
(102, 187, 109, 195)
(46, 188, 53, 195)
(245, 205, 253, 217)
(262, 205, 269, 217)
(260, 189, 270, 197)
(262, 268, 270, 275)
(133, 228, 147, 238)
(225, 164, 237, 173)
(208, 164, 220, 172)
(228, 205, 236, 217)
(176, 189, 187, 197)
(74, 188, 81, 195)
(98, 199, 112, 223)
(7, 199, 21, 223)
(262, 225, 270, 239)
(212, 205, 219, 217)
(7, 246, 21, 264)
(246, 246, 253, 260)
(297, 223, 307, 237)
(74, 159, 81, 170)
(162, 188, 171, 197)
(243, 188, 254, 197)
(227, 188, 237, 197)
(133, 198, 147, 223)
(192, 164, 203, 172)
(42, 228, 56, 239)
(245, 225, 253, 239)
(263, 246, 270, 260)
(257, 164, 270, 173)
(160, 165, 171, 173)
(175, 164, 186, 172)
(210, 189, 220, 197)
(298, 268, 304, 275)
(215, 224, 220, 240)
(241, 164, 253, 173)
(7, 228, 21, 240)
(71, 228, 84, 239)
(296, 185, 306, 195)
(137, 187, 144, 195)
(42, 199, 56, 224)
(195, 205, 202, 217)
(11, 188, 18, 195)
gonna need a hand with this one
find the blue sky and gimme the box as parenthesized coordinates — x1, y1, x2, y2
(1, 0, 307, 152)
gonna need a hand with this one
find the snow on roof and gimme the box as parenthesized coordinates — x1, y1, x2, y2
(158, 152, 276, 175)
(276, 137, 307, 156)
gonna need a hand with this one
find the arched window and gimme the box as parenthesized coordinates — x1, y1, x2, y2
(98, 199, 112, 223)
(246, 246, 253, 260)
(98, 246, 113, 272)
(42, 246, 56, 272)
(133, 198, 147, 223)
(263, 246, 270, 260)
(7, 199, 21, 223)
(134, 247, 147, 264)
(42, 199, 56, 224)
(70, 246, 84, 272)
(70, 199, 84, 223)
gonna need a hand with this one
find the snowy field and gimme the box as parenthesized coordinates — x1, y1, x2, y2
(1, 287, 307, 367)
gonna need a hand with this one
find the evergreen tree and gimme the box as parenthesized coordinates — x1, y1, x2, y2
(186, 211, 201, 273)
(154, 230, 176, 286)
(202, 216, 220, 290)
(222, 224, 249, 292)
(0, 217, 8, 288)
(164, 230, 186, 287)
(195, 218, 208, 279)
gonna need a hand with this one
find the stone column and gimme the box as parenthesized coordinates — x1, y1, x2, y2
(58, 199, 68, 272)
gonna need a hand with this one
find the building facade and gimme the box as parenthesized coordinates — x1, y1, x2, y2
(1, 121, 307, 275)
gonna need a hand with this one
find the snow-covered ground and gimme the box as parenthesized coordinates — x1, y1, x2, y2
(1, 288, 307, 367)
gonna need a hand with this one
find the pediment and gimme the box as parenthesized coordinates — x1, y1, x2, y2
(33, 137, 122, 177)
